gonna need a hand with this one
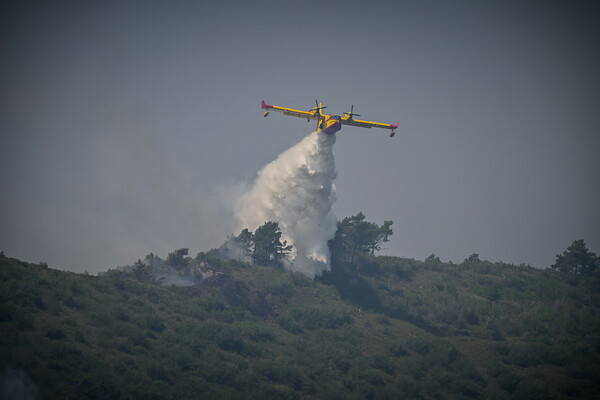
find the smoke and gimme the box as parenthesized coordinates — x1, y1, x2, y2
(236, 131, 337, 278)
(1, 368, 39, 400)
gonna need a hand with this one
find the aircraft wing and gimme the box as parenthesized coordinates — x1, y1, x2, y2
(341, 117, 399, 131)
(261, 100, 319, 121)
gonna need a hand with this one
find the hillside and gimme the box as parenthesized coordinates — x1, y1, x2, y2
(1, 252, 600, 399)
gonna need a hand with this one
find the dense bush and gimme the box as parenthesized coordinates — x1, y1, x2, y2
(2, 252, 600, 399)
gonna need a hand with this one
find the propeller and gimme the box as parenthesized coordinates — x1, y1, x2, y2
(344, 105, 361, 119)
(310, 99, 327, 114)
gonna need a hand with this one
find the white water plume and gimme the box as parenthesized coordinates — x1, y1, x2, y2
(235, 131, 337, 278)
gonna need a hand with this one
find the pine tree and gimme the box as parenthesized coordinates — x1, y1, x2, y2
(252, 221, 292, 266)
(552, 239, 598, 275)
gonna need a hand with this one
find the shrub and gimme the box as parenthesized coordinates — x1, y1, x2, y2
(406, 336, 431, 355)
(371, 353, 396, 374)
(290, 303, 352, 330)
(388, 342, 408, 357)
(144, 313, 166, 332)
(277, 313, 304, 333)
(233, 320, 275, 342)
(41, 322, 65, 340)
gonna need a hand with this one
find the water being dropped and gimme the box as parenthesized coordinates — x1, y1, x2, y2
(235, 131, 337, 278)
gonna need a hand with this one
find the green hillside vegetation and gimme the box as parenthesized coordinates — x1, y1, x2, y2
(1, 229, 600, 399)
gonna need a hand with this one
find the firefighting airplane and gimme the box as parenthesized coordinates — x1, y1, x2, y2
(261, 100, 399, 137)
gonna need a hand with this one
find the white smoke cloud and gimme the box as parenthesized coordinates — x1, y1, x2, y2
(235, 131, 337, 278)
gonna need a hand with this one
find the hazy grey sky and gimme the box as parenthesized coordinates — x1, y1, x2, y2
(1, 0, 598, 273)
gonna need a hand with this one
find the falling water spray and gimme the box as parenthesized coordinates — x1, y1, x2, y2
(235, 131, 337, 278)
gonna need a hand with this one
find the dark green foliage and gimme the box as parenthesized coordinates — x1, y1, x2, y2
(489, 363, 523, 393)
(388, 341, 409, 357)
(277, 312, 304, 333)
(41, 321, 65, 340)
(552, 239, 599, 275)
(144, 313, 166, 332)
(329, 212, 393, 267)
(288, 302, 352, 330)
(165, 248, 189, 267)
(252, 221, 293, 266)
(371, 353, 396, 374)
(2, 249, 600, 399)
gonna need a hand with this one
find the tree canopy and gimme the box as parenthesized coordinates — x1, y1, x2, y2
(552, 239, 598, 275)
(330, 212, 393, 267)
(165, 248, 189, 267)
(209, 222, 292, 267)
(252, 221, 293, 266)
